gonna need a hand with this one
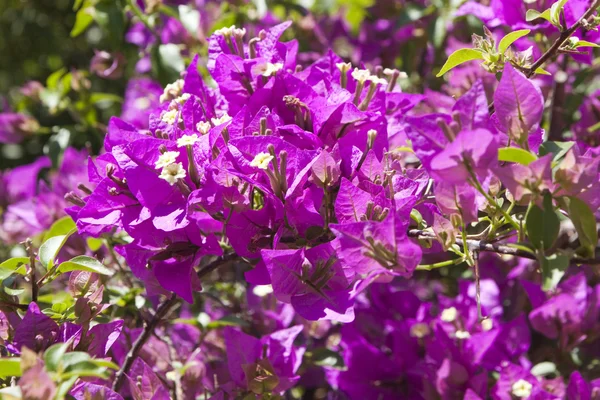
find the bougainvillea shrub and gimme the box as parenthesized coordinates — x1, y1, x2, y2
(1, 0, 600, 399)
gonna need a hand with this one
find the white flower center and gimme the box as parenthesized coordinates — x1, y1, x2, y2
(214, 25, 236, 37)
(252, 285, 274, 297)
(160, 79, 184, 103)
(155, 151, 180, 169)
(250, 152, 274, 170)
(211, 113, 232, 126)
(440, 307, 458, 322)
(196, 121, 211, 135)
(511, 379, 533, 398)
(351, 68, 371, 84)
(481, 318, 494, 331)
(262, 62, 284, 77)
(159, 162, 186, 185)
(335, 62, 351, 72)
(177, 134, 200, 147)
(134, 98, 151, 110)
(455, 330, 471, 340)
(410, 323, 431, 338)
(161, 109, 182, 125)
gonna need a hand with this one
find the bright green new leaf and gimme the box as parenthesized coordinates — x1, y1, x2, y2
(71, 7, 94, 37)
(526, 9, 552, 23)
(0, 358, 22, 378)
(541, 254, 569, 291)
(498, 147, 538, 165)
(0, 257, 29, 280)
(43, 216, 76, 242)
(498, 29, 531, 54)
(44, 342, 70, 372)
(436, 49, 484, 77)
(39, 230, 76, 269)
(58, 256, 114, 276)
(534, 67, 551, 75)
(564, 196, 598, 257)
(526, 195, 560, 250)
(573, 40, 600, 48)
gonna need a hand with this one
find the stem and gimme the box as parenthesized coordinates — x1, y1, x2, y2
(25, 239, 37, 303)
(525, 0, 600, 78)
(112, 293, 179, 391)
(127, 0, 160, 39)
(408, 229, 600, 265)
(468, 172, 520, 230)
(416, 257, 464, 271)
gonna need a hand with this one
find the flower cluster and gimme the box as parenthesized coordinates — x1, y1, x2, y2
(1, 0, 600, 399)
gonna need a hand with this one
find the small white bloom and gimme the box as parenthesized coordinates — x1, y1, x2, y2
(367, 75, 388, 86)
(335, 62, 351, 72)
(159, 162, 187, 185)
(177, 134, 200, 147)
(481, 318, 494, 331)
(155, 151, 180, 169)
(383, 68, 408, 79)
(511, 379, 533, 398)
(214, 25, 236, 37)
(262, 62, 283, 77)
(161, 109, 182, 125)
(351, 67, 371, 84)
(169, 93, 191, 110)
(250, 152, 274, 170)
(410, 323, 431, 338)
(440, 307, 458, 322)
(232, 27, 246, 37)
(252, 285, 274, 297)
(455, 330, 471, 340)
(211, 113, 232, 126)
(160, 79, 184, 103)
(196, 121, 211, 135)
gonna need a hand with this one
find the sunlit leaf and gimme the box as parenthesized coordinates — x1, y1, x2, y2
(436, 49, 484, 77)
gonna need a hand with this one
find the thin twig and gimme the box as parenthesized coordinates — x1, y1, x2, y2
(24, 239, 37, 303)
(525, 0, 600, 78)
(111, 253, 238, 392)
(112, 293, 179, 392)
(408, 229, 600, 265)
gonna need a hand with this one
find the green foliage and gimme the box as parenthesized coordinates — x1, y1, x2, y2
(436, 48, 484, 77)
(526, 194, 560, 251)
(498, 147, 538, 165)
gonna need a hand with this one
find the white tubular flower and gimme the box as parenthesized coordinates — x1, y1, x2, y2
(160, 109, 182, 125)
(481, 319, 494, 331)
(250, 152, 274, 170)
(232, 27, 246, 37)
(196, 121, 211, 135)
(440, 307, 458, 322)
(177, 134, 200, 148)
(211, 113, 232, 126)
(336, 62, 351, 72)
(159, 162, 187, 185)
(367, 75, 388, 86)
(262, 62, 284, 77)
(410, 323, 431, 338)
(351, 67, 371, 84)
(511, 379, 533, 398)
(214, 25, 236, 37)
(383, 68, 408, 79)
(160, 79, 184, 103)
(169, 93, 191, 110)
(155, 151, 180, 169)
(455, 330, 471, 340)
(252, 285, 274, 297)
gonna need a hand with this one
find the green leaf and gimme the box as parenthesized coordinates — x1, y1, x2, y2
(58, 256, 114, 276)
(55, 375, 78, 400)
(44, 342, 69, 372)
(573, 40, 600, 48)
(436, 49, 484, 77)
(86, 238, 104, 252)
(498, 147, 538, 165)
(87, 359, 120, 370)
(71, 7, 94, 37)
(43, 216, 76, 242)
(498, 29, 531, 54)
(89, 92, 123, 106)
(0, 257, 29, 280)
(46, 68, 67, 90)
(61, 351, 91, 371)
(534, 67, 551, 75)
(541, 254, 569, 291)
(0, 358, 22, 378)
(526, 195, 560, 250)
(310, 348, 346, 370)
(526, 9, 552, 23)
(3, 287, 25, 296)
(538, 141, 574, 160)
(206, 315, 249, 329)
(563, 196, 598, 257)
(39, 230, 76, 269)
